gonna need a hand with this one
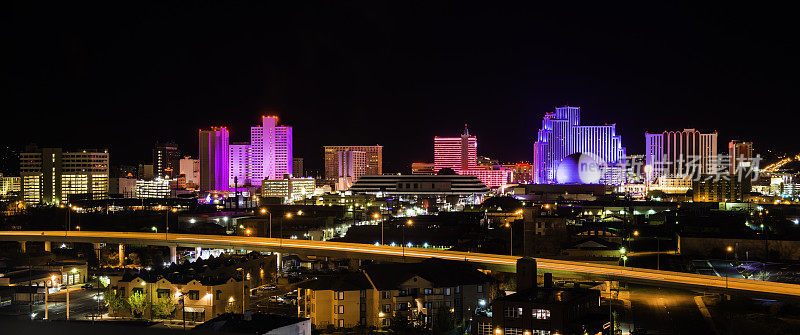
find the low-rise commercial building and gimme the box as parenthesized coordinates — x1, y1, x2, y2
(136, 178, 171, 198)
(0, 173, 20, 197)
(349, 175, 489, 196)
(261, 175, 316, 204)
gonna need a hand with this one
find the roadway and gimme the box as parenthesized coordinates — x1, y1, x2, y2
(3, 231, 800, 299)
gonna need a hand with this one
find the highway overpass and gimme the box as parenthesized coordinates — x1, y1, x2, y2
(2, 230, 800, 299)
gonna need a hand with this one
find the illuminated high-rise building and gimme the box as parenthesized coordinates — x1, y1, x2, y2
(334, 150, 367, 191)
(434, 126, 512, 188)
(323, 145, 383, 185)
(19, 147, 109, 205)
(645, 129, 717, 183)
(729, 140, 754, 173)
(199, 127, 230, 192)
(434, 125, 477, 172)
(228, 116, 293, 187)
(532, 106, 626, 185)
(153, 141, 180, 179)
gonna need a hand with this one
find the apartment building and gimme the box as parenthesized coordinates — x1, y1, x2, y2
(298, 259, 491, 330)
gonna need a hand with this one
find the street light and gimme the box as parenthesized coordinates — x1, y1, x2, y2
(44, 274, 57, 320)
(236, 268, 246, 314)
(619, 247, 627, 267)
(402, 220, 413, 259)
(66, 267, 79, 320)
(260, 208, 272, 238)
(504, 222, 513, 256)
(177, 291, 186, 331)
(166, 207, 177, 240)
(373, 213, 384, 245)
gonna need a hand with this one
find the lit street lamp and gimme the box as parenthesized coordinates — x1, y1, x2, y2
(260, 208, 272, 238)
(373, 213, 383, 245)
(504, 222, 513, 256)
(66, 267, 79, 320)
(619, 247, 627, 267)
(402, 220, 413, 259)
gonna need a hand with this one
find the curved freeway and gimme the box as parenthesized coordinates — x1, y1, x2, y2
(2, 230, 800, 298)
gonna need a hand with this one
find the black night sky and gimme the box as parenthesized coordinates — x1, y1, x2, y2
(1, 2, 797, 173)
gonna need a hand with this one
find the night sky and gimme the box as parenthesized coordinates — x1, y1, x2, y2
(2, 2, 796, 173)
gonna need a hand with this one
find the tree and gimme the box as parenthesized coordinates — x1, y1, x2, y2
(127, 290, 149, 318)
(104, 286, 126, 317)
(390, 314, 411, 332)
(152, 296, 177, 319)
(433, 307, 456, 334)
(225, 300, 237, 313)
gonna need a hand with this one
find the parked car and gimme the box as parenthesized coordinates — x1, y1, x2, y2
(82, 283, 93, 290)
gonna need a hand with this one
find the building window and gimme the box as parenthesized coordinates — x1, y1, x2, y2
(455, 286, 461, 294)
(360, 290, 366, 298)
(337, 305, 344, 314)
(444, 288, 451, 296)
(424, 302, 432, 310)
(533, 309, 551, 319)
(477, 323, 493, 335)
(335, 291, 344, 300)
(187, 290, 200, 300)
(424, 288, 433, 295)
(338, 319, 344, 327)
(216, 290, 222, 300)
(382, 318, 391, 326)
(477, 285, 483, 293)
(505, 328, 524, 335)
(382, 291, 391, 299)
(132, 287, 143, 295)
(383, 304, 391, 313)
(156, 289, 170, 299)
(532, 331, 552, 335)
(504, 307, 522, 318)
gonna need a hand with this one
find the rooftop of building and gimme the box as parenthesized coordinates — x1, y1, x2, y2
(364, 258, 491, 290)
(118, 252, 267, 286)
(493, 286, 598, 305)
(297, 271, 373, 291)
(193, 313, 308, 334)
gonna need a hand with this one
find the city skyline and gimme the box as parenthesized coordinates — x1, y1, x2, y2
(1, 3, 792, 174)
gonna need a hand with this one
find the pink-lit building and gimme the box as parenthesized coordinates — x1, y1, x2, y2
(434, 125, 477, 172)
(434, 125, 511, 188)
(228, 116, 293, 187)
(459, 168, 513, 188)
(198, 127, 230, 192)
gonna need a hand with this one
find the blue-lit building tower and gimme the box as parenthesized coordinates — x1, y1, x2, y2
(533, 106, 627, 185)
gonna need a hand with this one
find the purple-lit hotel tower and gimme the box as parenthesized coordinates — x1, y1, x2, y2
(200, 117, 293, 191)
(199, 127, 230, 192)
(532, 106, 627, 185)
(228, 116, 293, 187)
